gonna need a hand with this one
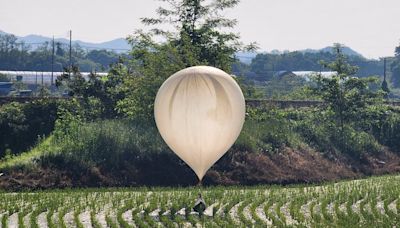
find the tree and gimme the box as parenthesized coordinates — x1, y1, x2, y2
(136, 0, 256, 72)
(56, 65, 124, 119)
(305, 44, 386, 157)
(0, 34, 29, 70)
(391, 43, 400, 88)
(55, 42, 65, 56)
(87, 50, 119, 70)
(249, 50, 384, 82)
(37, 85, 51, 97)
(0, 73, 9, 82)
(313, 44, 383, 130)
(0, 100, 58, 157)
(381, 78, 390, 98)
(118, 0, 255, 121)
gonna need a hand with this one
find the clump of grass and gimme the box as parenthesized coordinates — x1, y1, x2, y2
(235, 117, 301, 154)
(50, 119, 167, 168)
(0, 119, 168, 172)
(0, 136, 54, 170)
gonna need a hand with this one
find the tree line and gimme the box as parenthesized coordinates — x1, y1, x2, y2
(241, 51, 386, 81)
(391, 45, 400, 87)
(0, 34, 121, 72)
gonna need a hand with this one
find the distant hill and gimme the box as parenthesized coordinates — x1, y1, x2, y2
(268, 46, 363, 58)
(0, 30, 131, 53)
(18, 35, 131, 53)
(1, 30, 364, 60)
(237, 46, 364, 64)
(236, 52, 259, 64)
(301, 46, 363, 58)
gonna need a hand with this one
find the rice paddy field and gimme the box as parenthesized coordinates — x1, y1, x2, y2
(0, 175, 399, 228)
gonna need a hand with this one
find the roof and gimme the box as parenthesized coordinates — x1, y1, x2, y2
(274, 71, 337, 81)
(0, 82, 13, 88)
(0, 71, 108, 85)
(292, 71, 337, 78)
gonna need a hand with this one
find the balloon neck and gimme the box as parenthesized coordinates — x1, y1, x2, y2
(197, 179, 202, 187)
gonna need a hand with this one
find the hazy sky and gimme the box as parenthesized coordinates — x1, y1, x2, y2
(1, 0, 399, 59)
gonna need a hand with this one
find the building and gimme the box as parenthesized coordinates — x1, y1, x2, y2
(274, 71, 337, 81)
(0, 82, 13, 96)
(274, 71, 297, 78)
(0, 71, 108, 85)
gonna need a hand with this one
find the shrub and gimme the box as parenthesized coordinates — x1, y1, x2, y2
(365, 106, 400, 152)
(50, 119, 167, 170)
(235, 107, 301, 153)
(295, 109, 382, 157)
(0, 100, 58, 158)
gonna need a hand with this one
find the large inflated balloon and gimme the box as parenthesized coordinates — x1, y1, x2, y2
(154, 66, 245, 180)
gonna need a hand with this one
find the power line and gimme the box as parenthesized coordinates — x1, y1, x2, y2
(69, 30, 72, 69)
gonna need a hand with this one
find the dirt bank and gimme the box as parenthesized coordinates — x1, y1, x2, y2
(0, 147, 399, 191)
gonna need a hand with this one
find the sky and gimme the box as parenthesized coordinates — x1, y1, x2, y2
(1, 0, 399, 59)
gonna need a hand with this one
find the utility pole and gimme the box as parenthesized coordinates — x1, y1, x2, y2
(382, 57, 390, 98)
(384, 57, 387, 82)
(35, 72, 38, 96)
(51, 36, 55, 86)
(69, 30, 72, 71)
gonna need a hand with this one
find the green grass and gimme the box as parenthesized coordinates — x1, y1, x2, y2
(0, 119, 168, 172)
(0, 136, 56, 170)
(3, 116, 294, 167)
(0, 175, 398, 227)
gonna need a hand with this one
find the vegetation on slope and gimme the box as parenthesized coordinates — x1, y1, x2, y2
(0, 99, 58, 157)
(0, 101, 399, 189)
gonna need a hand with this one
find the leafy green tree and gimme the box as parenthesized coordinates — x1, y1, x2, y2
(118, 0, 256, 121)
(236, 76, 263, 99)
(391, 43, 400, 88)
(313, 44, 383, 132)
(87, 50, 119, 70)
(55, 42, 65, 56)
(0, 100, 58, 157)
(248, 50, 384, 82)
(0, 73, 9, 82)
(0, 34, 29, 70)
(37, 85, 51, 97)
(137, 0, 256, 72)
(381, 78, 390, 97)
(264, 74, 309, 99)
(56, 66, 123, 119)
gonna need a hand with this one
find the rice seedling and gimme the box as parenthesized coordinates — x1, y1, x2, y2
(0, 175, 398, 227)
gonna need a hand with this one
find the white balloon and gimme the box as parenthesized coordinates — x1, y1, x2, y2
(154, 66, 246, 181)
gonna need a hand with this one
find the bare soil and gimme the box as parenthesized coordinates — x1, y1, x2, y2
(0, 147, 399, 190)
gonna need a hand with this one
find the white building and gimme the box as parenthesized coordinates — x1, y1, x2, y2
(0, 71, 108, 85)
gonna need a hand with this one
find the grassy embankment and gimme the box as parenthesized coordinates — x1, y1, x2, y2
(1, 103, 400, 188)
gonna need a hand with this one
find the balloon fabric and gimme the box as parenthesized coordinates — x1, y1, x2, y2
(154, 66, 245, 181)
